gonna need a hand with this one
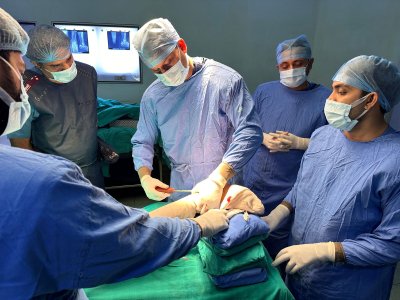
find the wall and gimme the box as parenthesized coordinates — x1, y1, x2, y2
(2, 0, 400, 128)
(1, 0, 318, 102)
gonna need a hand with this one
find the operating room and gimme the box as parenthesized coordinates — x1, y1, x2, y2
(1, 0, 400, 299)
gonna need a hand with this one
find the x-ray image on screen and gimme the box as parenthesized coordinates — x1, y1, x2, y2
(62, 30, 89, 53)
(107, 31, 130, 50)
(53, 22, 141, 82)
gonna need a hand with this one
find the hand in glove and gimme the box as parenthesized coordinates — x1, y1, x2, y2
(262, 132, 288, 153)
(192, 162, 234, 214)
(140, 175, 170, 201)
(271, 131, 310, 150)
(261, 204, 291, 233)
(191, 209, 229, 237)
(149, 196, 198, 218)
(272, 242, 335, 274)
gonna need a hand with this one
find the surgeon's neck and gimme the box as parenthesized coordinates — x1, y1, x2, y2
(290, 80, 309, 91)
(185, 55, 194, 81)
(344, 109, 388, 142)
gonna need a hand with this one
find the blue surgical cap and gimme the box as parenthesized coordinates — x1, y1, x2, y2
(276, 34, 312, 64)
(0, 8, 29, 55)
(333, 55, 400, 112)
(133, 18, 180, 68)
(26, 25, 71, 63)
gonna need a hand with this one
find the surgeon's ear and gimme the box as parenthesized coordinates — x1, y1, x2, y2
(177, 39, 187, 54)
(365, 92, 379, 109)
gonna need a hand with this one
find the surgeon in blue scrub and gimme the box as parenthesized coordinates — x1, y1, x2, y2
(0, 8, 229, 299)
(263, 55, 400, 300)
(243, 34, 330, 259)
(131, 18, 262, 210)
(8, 25, 104, 188)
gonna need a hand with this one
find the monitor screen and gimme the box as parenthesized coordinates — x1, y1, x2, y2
(18, 21, 36, 70)
(53, 22, 141, 83)
(62, 29, 90, 53)
(107, 31, 130, 50)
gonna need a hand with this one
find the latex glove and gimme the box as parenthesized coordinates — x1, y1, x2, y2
(262, 132, 289, 153)
(261, 204, 291, 233)
(149, 195, 198, 218)
(140, 175, 170, 201)
(274, 131, 310, 150)
(192, 163, 233, 214)
(272, 242, 335, 274)
(191, 209, 229, 237)
(226, 208, 243, 219)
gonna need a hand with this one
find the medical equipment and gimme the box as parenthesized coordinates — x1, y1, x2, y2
(155, 187, 192, 193)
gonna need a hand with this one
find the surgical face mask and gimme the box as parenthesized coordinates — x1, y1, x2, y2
(280, 67, 307, 88)
(47, 61, 78, 83)
(155, 51, 189, 86)
(324, 93, 371, 131)
(0, 56, 31, 136)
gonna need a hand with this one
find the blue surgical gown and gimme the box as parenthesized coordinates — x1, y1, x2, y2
(244, 81, 330, 213)
(243, 81, 330, 257)
(132, 57, 262, 201)
(285, 125, 400, 300)
(0, 145, 200, 299)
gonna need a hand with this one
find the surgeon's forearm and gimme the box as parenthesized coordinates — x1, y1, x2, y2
(215, 161, 235, 181)
(138, 166, 152, 181)
(262, 201, 293, 232)
(10, 138, 34, 150)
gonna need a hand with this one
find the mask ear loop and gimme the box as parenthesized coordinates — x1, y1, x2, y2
(0, 55, 22, 83)
(0, 56, 21, 106)
(353, 93, 373, 120)
(351, 93, 372, 108)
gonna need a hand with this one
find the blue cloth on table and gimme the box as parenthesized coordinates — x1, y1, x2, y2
(208, 213, 269, 249)
(203, 234, 268, 257)
(209, 267, 267, 289)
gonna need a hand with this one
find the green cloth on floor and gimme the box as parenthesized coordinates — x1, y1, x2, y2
(198, 239, 269, 276)
(203, 234, 268, 257)
(84, 246, 293, 300)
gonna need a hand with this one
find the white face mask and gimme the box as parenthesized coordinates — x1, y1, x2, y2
(47, 61, 78, 83)
(155, 51, 189, 87)
(280, 67, 307, 88)
(0, 56, 31, 136)
(324, 93, 371, 131)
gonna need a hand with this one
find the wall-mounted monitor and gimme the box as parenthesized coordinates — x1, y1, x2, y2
(18, 21, 36, 70)
(52, 22, 141, 83)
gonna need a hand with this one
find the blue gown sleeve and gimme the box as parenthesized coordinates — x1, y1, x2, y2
(222, 77, 262, 171)
(41, 160, 200, 288)
(131, 96, 159, 171)
(342, 182, 400, 266)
